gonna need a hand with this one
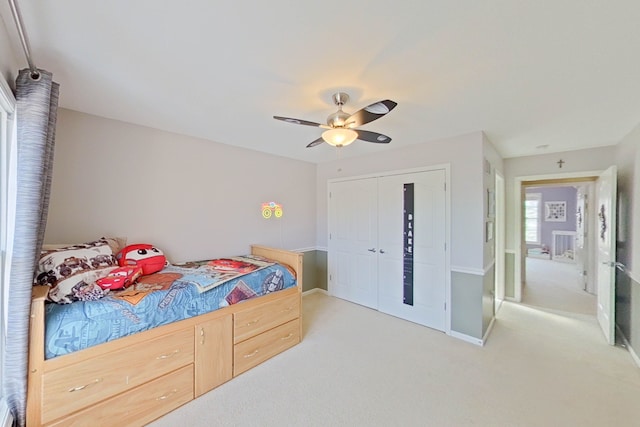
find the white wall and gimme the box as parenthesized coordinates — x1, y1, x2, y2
(0, 17, 20, 86)
(616, 123, 640, 280)
(503, 146, 617, 251)
(316, 131, 485, 270)
(45, 109, 317, 262)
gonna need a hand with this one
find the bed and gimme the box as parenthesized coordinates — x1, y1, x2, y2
(26, 244, 303, 426)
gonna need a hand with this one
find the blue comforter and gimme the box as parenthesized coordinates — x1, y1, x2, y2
(44, 260, 297, 359)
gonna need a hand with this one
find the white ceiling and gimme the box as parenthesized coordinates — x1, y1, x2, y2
(2, 1, 640, 164)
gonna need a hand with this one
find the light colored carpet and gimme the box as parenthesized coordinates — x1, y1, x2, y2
(149, 292, 640, 427)
(523, 257, 596, 315)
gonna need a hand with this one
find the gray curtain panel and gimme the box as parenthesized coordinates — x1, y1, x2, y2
(3, 69, 59, 427)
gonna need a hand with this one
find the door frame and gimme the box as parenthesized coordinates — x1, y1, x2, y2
(327, 164, 452, 335)
(494, 171, 506, 311)
(513, 170, 602, 302)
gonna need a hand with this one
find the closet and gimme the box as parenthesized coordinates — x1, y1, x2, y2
(328, 168, 447, 331)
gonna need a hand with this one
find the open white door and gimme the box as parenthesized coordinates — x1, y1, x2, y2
(596, 166, 617, 345)
(575, 186, 588, 292)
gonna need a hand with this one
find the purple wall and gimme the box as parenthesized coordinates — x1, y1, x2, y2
(526, 186, 577, 250)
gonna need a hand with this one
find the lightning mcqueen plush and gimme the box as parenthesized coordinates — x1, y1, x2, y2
(96, 266, 143, 290)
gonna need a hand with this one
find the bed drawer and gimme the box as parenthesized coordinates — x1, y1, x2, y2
(42, 328, 194, 424)
(234, 292, 299, 344)
(234, 318, 300, 376)
(47, 365, 194, 426)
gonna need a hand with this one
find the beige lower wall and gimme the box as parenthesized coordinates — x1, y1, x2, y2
(301, 249, 327, 293)
(505, 252, 515, 298)
(45, 109, 317, 262)
(451, 271, 484, 339)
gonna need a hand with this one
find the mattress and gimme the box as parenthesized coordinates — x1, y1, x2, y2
(44, 257, 297, 359)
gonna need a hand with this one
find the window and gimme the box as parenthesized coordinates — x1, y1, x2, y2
(0, 74, 16, 405)
(525, 193, 541, 244)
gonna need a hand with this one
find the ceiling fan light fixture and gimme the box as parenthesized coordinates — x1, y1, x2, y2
(322, 128, 358, 147)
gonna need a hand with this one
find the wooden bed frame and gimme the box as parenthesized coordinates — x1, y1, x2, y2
(26, 245, 303, 426)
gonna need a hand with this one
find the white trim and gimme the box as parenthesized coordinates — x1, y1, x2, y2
(482, 316, 496, 344)
(0, 77, 15, 115)
(451, 266, 484, 276)
(0, 398, 12, 427)
(484, 260, 496, 274)
(0, 76, 16, 412)
(327, 163, 451, 184)
(449, 330, 483, 346)
(494, 170, 506, 305)
(451, 262, 495, 276)
(302, 288, 328, 297)
(292, 247, 317, 253)
(514, 170, 604, 303)
(616, 325, 640, 368)
(505, 249, 516, 254)
(291, 246, 327, 253)
(524, 192, 542, 245)
(626, 268, 639, 284)
(444, 165, 452, 336)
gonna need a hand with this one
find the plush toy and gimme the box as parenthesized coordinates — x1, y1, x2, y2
(116, 244, 166, 275)
(96, 266, 143, 290)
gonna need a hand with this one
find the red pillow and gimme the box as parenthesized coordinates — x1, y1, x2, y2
(116, 244, 166, 275)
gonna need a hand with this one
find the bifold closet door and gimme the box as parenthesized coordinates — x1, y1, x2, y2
(328, 178, 378, 309)
(377, 170, 446, 331)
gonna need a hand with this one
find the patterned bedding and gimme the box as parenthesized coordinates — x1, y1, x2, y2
(44, 256, 297, 359)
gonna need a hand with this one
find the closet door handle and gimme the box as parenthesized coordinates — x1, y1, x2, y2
(367, 248, 377, 253)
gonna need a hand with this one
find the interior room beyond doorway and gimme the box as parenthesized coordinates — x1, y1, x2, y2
(521, 180, 597, 317)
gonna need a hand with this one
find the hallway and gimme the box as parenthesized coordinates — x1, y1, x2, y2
(522, 256, 596, 316)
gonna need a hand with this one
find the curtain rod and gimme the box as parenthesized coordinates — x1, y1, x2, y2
(8, 0, 40, 79)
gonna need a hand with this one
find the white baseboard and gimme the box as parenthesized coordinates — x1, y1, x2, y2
(482, 316, 496, 344)
(449, 330, 483, 346)
(628, 343, 640, 369)
(293, 247, 316, 253)
(302, 288, 328, 297)
(0, 398, 13, 427)
(616, 325, 640, 368)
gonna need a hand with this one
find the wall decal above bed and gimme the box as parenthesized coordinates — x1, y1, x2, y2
(262, 201, 283, 219)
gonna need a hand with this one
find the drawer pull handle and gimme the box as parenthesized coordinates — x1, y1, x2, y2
(157, 349, 179, 359)
(246, 320, 259, 326)
(281, 333, 294, 340)
(244, 349, 259, 358)
(156, 389, 178, 401)
(282, 307, 293, 312)
(68, 378, 102, 392)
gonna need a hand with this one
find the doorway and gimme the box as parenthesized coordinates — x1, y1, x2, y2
(514, 167, 618, 344)
(521, 181, 596, 315)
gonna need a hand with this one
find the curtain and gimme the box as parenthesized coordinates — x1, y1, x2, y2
(2, 69, 58, 427)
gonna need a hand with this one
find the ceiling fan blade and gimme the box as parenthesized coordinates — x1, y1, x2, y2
(345, 99, 397, 128)
(274, 116, 324, 128)
(355, 130, 392, 144)
(306, 137, 325, 148)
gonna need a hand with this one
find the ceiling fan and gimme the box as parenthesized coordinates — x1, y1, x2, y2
(274, 92, 397, 148)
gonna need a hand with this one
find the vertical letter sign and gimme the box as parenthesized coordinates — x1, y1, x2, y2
(403, 183, 414, 306)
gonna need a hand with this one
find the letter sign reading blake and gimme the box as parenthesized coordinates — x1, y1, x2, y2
(403, 183, 414, 306)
